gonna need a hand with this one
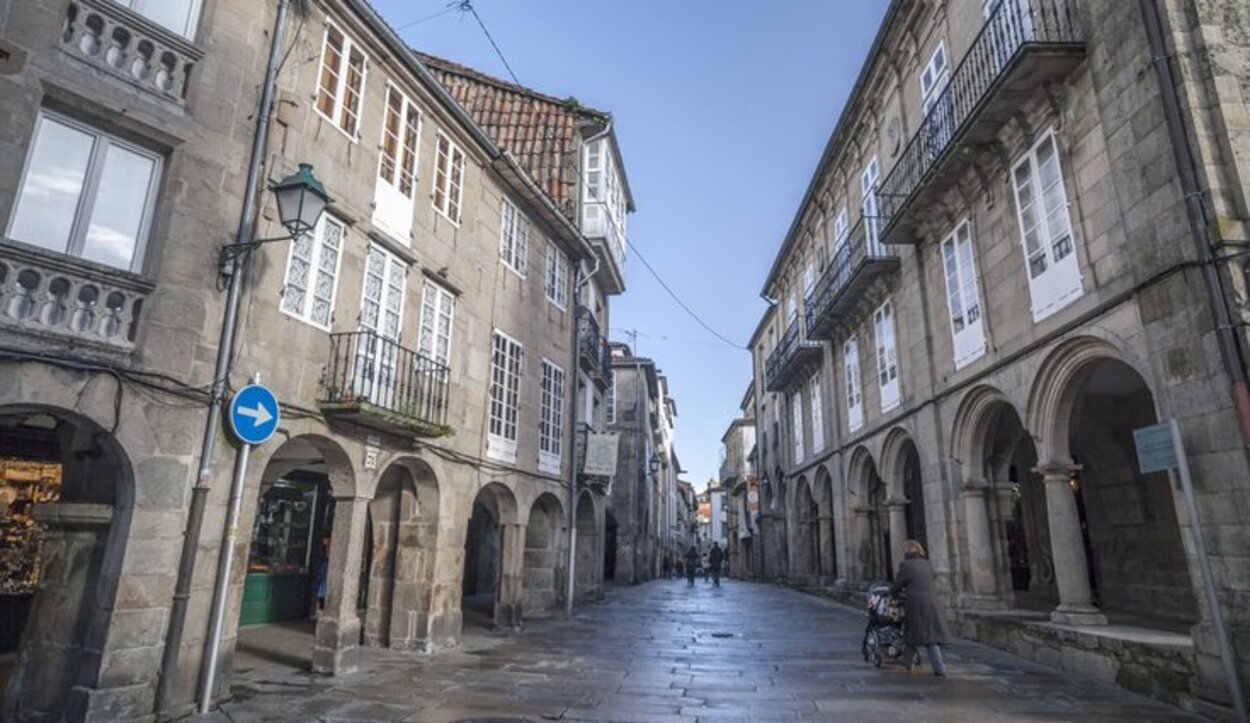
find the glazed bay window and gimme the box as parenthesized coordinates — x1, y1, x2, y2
(418, 278, 455, 375)
(545, 242, 569, 310)
(499, 199, 528, 277)
(372, 84, 421, 243)
(844, 337, 864, 432)
(606, 376, 616, 424)
(941, 220, 987, 369)
(279, 213, 344, 330)
(1012, 129, 1081, 321)
(582, 138, 627, 268)
(8, 111, 161, 273)
(315, 22, 368, 140)
(488, 330, 523, 462)
(874, 300, 900, 412)
(115, 0, 202, 38)
(538, 359, 566, 474)
(433, 132, 465, 224)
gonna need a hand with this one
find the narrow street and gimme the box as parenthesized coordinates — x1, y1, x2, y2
(212, 581, 1200, 722)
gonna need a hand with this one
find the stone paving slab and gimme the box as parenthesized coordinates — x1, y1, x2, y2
(205, 580, 1205, 722)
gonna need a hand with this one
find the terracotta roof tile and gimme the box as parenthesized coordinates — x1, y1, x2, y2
(414, 50, 609, 222)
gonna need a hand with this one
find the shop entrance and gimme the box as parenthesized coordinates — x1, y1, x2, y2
(240, 472, 332, 627)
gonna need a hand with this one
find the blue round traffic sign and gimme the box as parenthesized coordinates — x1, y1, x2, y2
(228, 384, 280, 445)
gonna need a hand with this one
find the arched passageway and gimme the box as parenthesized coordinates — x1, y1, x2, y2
(523, 494, 565, 615)
(899, 441, 926, 548)
(461, 483, 520, 630)
(364, 460, 440, 650)
(1059, 358, 1198, 625)
(574, 492, 600, 601)
(792, 476, 820, 581)
(815, 467, 836, 581)
(849, 450, 890, 583)
(0, 406, 130, 721)
(236, 435, 356, 674)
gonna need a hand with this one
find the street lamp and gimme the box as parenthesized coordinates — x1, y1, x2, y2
(649, 453, 661, 474)
(220, 163, 329, 264)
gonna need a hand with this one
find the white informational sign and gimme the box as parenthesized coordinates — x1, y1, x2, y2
(583, 433, 619, 477)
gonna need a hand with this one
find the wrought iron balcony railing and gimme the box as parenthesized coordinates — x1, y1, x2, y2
(877, 0, 1085, 245)
(60, 0, 203, 103)
(0, 240, 153, 356)
(764, 318, 822, 393)
(804, 216, 899, 340)
(576, 307, 611, 388)
(319, 330, 451, 437)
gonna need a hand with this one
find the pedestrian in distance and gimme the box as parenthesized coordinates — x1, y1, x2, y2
(708, 541, 725, 588)
(684, 545, 699, 586)
(888, 539, 950, 678)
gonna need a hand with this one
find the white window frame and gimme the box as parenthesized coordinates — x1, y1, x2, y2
(314, 21, 368, 141)
(941, 220, 987, 369)
(874, 300, 900, 412)
(117, 0, 202, 38)
(1010, 129, 1082, 322)
(545, 242, 570, 311)
(831, 206, 849, 253)
(539, 359, 566, 475)
(279, 213, 344, 331)
(803, 262, 815, 297)
(355, 244, 407, 409)
(499, 198, 528, 277)
(417, 278, 455, 371)
(606, 376, 617, 425)
(487, 329, 523, 463)
(791, 391, 805, 465)
(372, 83, 421, 244)
(810, 375, 825, 455)
(861, 157, 881, 249)
(919, 41, 951, 118)
(844, 337, 864, 433)
(7, 110, 162, 274)
(433, 131, 465, 225)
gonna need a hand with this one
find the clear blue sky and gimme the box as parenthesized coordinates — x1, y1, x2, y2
(375, 0, 889, 488)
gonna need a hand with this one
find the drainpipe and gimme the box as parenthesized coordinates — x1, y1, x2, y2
(1141, 2, 1249, 719)
(565, 253, 597, 617)
(155, 0, 290, 717)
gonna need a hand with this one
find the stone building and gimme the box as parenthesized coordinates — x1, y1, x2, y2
(719, 387, 757, 580)
(748, 0, 1250, 713)
(0, 0, 632, 719)
(604, 343, 683, 583)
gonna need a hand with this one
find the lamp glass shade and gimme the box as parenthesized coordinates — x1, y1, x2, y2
(272, 163, 329, 237)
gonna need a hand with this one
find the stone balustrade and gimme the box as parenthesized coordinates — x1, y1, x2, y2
(0, 241, 154, 353)
(59, 0, 203, 102)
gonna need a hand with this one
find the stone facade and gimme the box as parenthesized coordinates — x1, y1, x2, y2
(747, 0, 1250, 713)
(0, 0, 631, 720)
(720, 389, 757, 580)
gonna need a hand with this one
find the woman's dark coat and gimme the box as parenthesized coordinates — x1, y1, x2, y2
(888, 556, 951, 646)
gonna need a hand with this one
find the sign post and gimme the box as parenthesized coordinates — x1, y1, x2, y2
(198, 376, 280, 713)
(1134, 420, 1246, 722)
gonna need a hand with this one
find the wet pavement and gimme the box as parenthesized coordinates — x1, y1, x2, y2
(207, 579, 1203, 722)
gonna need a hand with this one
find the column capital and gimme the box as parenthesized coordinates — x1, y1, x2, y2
(960, 480, 989, 495)
(851, 505, 873, 517)
(1034, 463, 1082, 484)
(885, 496, 910, 508)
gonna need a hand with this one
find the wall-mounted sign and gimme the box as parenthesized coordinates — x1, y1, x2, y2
(583, 433, 619, 477)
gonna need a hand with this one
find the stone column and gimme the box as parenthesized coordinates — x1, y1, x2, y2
(817, 514, 835, 583)
(1038, 466, 1106, 625)
(852, 506, 873, 581)
(961, 482, 1000, 601)
(494, 523, 525, 630)
(886, 498, 908, 576)
(313, 495, 369, 674)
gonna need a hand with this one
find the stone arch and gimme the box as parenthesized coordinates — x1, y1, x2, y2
(0, 404, 134, 721)
(1028, 339, 1198, 624)
(574, 490, 601, 602)
(523, 493, 566, 614)
(250, 429, 357, 499)
(363, 456, 441, 651)
(846, 446, 890, 582)
(881, 427, 927, 556)
(950, 384, 1021, 483)
(790, 475, 820, 580)
(878, 426, 914, 498)
(462, 482, 522, 629)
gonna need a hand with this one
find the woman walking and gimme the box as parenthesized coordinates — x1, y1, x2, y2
(888, 539, 950, 677)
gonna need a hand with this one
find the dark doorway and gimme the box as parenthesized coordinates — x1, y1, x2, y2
(462, 500, 501, 627)
(604, 512, 618, 581)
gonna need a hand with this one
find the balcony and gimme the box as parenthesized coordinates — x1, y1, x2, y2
(59, 0, 203, 103)
(319, 331, 452, 437)
(582, 203, 626, 296)
(0, 240, 153, 357)
(764, 319, 822, 393)
(577, 307, 611, 390)
(805, 217, 899, 340)
(877, 0, 1085, 246)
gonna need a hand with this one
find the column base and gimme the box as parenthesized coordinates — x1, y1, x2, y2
(1050, 605, 1108, 626)
(959, 593, 1012, 611)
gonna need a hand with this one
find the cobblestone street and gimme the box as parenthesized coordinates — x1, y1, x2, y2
(209, 580, 1202, 722)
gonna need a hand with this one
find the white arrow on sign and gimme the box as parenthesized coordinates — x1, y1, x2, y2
(237, 403, 273, 426)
